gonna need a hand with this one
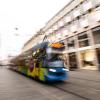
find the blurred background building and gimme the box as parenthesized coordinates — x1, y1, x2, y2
(22, 29, 45, 53)
(22, 0, 100, 71)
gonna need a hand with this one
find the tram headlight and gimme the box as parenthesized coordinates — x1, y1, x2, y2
(63, 68, 69, 71)
(49, 69, 56, 72)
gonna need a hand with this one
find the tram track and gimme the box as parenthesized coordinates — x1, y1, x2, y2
(45, 79, 100, 100)
(67, 77, 100, 90)
(67, 81, 100, 90)
(50, 84, 91, 100)
(70, 76, 100, 83)
(10, 69, 99, 100)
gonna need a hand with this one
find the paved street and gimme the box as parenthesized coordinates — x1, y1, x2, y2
(0, 67, 100, 100)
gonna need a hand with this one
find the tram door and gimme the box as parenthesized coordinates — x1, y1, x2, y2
(34, 60, 40, 78)
(68, 52, 78, 70)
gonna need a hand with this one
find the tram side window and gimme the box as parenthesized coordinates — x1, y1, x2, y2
(19, 59, 25, 66)
(33, 49, 46, 59)
(25, 59, 29, 66)
(47, 53, 63, 61)
(33, 50, 40, 59)
(38, 49, 46, 59)
(36, 62, 39, 68)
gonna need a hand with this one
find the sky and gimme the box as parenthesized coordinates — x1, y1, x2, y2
(0, 0, 71, 60)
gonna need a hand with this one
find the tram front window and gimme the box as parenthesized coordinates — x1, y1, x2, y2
(47, 53, 63, 61)
(45, 48, 65, 68)
(47, 60, 64, 68)
(46, 47, 64, 60)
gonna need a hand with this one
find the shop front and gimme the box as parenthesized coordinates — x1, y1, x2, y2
(68, 52, 78, 70)
(79, 49, 97, 70)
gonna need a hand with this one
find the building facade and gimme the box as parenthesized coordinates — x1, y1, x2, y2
(42, 0, 100, 70)
(22, 30, 45, 53)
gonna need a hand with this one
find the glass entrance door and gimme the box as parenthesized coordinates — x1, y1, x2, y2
(68, 52, 78, 70)
(96, 48, 100, 70)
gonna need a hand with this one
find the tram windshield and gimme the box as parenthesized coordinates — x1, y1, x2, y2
(47, 53, 63, 61)
(45, 47, 65, 68)
(47, 47, 64, 59)
(47, 60, 64, 68)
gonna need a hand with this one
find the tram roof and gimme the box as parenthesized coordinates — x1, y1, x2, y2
(32, 42, 49, 51)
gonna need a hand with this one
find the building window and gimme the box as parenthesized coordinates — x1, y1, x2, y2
(80, 15, 89, 28)
(63, 25, 70, 36)
(83, 0, 93, 12)
(73, 5, 82, 18)
(92, 27, 100, 44)
(67, 37, 75, 49)
(53, 24, 58, 31)
(57, 28, 64, 38)
(64, 13, 72, 23)
(79, 40, 89, 47)
(73, 9, 80, 18)
(70, 20, 79, 33)
(91, 0, 100, 7)
(55, 30, 62, 39)
(70, 25, 77, 33)
(94, 8, 100, 22)
(78, 33, 88, 39)
(58, 19, 64, 27)
(48, 29, 53, 34)
(62, 29, 68, 37)
(78, 33, 90, 48)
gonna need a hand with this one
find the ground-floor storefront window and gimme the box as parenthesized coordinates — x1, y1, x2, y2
(92, 27, 100, 44)
(68, 52, 78, 70)
(80, 49, 97, 70)
(96, 48, 100, 70)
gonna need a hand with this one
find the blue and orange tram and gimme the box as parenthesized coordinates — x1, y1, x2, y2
(10, 42, 69, 82)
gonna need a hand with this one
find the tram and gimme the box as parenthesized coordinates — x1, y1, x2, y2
(10, 42, 69, 82)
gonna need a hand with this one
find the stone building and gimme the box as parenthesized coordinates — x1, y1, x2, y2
(23, 0, 100, 70)
(42, 0, 100, 70)
(22, 29, 45, 53)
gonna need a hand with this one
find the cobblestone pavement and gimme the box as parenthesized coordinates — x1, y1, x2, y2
(0, 67, 100, 100)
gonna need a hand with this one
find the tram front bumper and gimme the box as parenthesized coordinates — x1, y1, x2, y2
(45, 74, 68, 82)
